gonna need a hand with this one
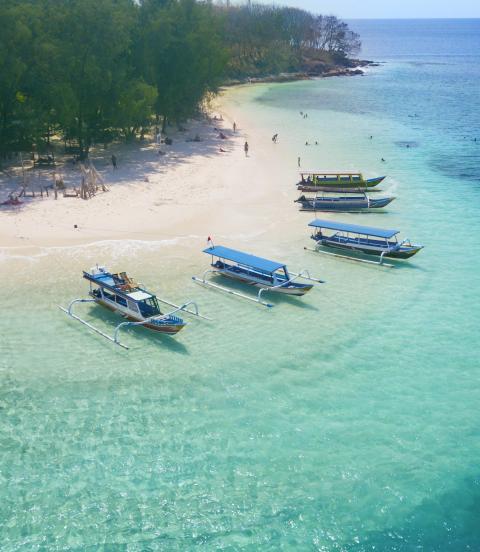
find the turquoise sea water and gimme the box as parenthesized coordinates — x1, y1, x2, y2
(2, 20, 480, 550)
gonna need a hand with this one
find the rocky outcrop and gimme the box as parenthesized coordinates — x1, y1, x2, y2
(224, 59, 376, 86)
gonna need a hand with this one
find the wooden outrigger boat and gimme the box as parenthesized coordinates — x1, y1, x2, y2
(59, 266, 209, 349)
(297, 172, 385, 192)
(306, 219, 423, 266)
(192, 244, 324, 307)
(295, 192, 395, 212)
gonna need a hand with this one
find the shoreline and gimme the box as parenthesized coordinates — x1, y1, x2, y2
(0, 64, 382, 257)
(224, 59, 378, 85)
(0, 87, 300, 254)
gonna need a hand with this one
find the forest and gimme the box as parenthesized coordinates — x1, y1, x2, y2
(0, 0, 361, 159)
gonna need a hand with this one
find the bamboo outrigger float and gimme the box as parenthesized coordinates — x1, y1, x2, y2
(192, 243, 324, 307)
(306, 219, 423, 266)
(59, 266, 209, 349)
(297, 172, 385, 193)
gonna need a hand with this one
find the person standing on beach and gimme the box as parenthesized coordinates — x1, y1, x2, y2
(244, 142, 249, 157)
(298, 156, 301, 167)
(111, 154, 117, 169)
(233, 122, 237, 133)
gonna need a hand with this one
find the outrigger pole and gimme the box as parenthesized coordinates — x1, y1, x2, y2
(192, 274, 275, 308)
(288, 269, 325, 284)
(192, 268, 323, 308)
(59, 298, 207, 349)
(304, 246, 395, 268)
(58, 298, 130, 349)
(156, 297, 211, 320)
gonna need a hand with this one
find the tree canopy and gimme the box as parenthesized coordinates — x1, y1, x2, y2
(0, 0, 361, 159)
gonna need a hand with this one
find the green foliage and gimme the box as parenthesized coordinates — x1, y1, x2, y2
(0, 3, 36, 154)
(220, 4, 361, 79)
(0, 0, 360, 158)
(139, 0, 228, 125)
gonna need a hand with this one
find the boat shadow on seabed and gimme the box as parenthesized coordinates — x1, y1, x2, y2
(205, 273, 321, 311)
(311, 247, 428, 273)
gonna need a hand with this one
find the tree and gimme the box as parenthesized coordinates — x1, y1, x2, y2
(0, 0, 361, 159)
(0, 3, 36, 157)
(44, 0, 141, 157)
(139, 0, 227, 129)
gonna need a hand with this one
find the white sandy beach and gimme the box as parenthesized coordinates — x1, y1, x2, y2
(0, 87, 300, 254)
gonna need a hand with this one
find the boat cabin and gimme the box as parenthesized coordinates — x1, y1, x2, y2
(307, 219, 423, 262)
(204, 245, 291, 286)
(83, 267, 162, 318)
(308, 219, 401, 249)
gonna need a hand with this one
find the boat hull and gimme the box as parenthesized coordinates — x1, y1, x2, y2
(313, 238, 423, 259)
(296, 196, 394, 211)
(94, 298, 186, 335)
(298, 186, 384, 193)
(217, 270, 313, 296)
(297, 176, 385, 191)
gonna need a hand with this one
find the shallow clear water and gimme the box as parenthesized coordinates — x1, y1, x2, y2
(2, 20, 480, 550)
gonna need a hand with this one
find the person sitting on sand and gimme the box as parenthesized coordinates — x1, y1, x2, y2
(219, 132, 227, 140)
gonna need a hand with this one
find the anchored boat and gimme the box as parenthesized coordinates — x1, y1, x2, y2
(192, 243, 323, 307)
(306, 219, 423, 266)
(60, 266, 208, 348)
(295, 192, 395, 212)
(297, 172, 385, 192)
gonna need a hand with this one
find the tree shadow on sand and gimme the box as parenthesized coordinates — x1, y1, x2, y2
(87, 123, 237, 189)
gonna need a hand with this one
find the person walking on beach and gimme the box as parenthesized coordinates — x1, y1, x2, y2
(111, 154, 117, 170)
(233, 122, 237, 133)
(244, 141, 249, 157)
(272, 134, 278, 143)
(297, 156, 301, 167)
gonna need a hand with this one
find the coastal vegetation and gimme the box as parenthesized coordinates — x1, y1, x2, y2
(0, 0, 361, 160)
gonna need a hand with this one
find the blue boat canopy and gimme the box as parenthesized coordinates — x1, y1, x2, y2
(203, 245, 286, 273)
(308, 219, 400, 239)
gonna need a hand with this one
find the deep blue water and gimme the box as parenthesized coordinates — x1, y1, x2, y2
(351, 19, 480, 183)
(350, 19, 480, 59)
